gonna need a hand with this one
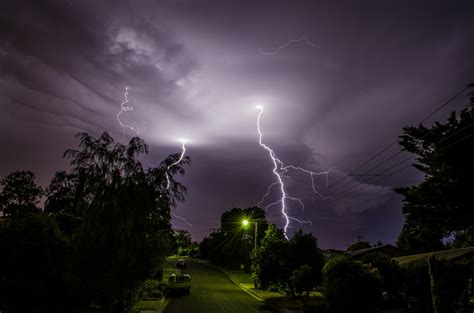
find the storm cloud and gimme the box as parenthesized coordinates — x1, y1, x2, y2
(1, 0, 473, 248)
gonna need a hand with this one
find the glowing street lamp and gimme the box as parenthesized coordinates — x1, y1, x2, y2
(242, 218, 258, 251)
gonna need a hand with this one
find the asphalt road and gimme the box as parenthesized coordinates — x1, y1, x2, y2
(163, 261, 276, 313)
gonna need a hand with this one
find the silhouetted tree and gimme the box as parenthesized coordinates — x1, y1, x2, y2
(62, 132, 189, 312)
(396, 91, 474, 252)
(0, 213, 68, 313)
(290, 264, 314, 297)
(288, 230, 324, 291)
(200, 207, 268, 268)
(323, 256, 382, 313)
(0, 170, 42, 217)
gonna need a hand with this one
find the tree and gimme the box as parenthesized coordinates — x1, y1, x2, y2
(44, 171, 78, 215)
(173, 229, 192, 256)
(62, 132, 189, 312)
(323, 256, 382, 313)
(288, 230, 324, 290)
(290, 264, 315, 297)
(396, 92, 474, 252)
(251, 224, 288, 289)
(0, 213, 68, 313)
(200, 207, 268, 268)
(0, 170, 42, 217)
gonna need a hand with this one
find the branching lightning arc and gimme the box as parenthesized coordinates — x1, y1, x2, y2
(259, 37, 319, 56)
(256, 105, 329, 239)
(116, 87, 139, 137)
(115, 88, 192, 230)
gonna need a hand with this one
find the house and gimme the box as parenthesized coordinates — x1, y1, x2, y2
(393, 246, 474, 266)
(348, 244, 407, 259)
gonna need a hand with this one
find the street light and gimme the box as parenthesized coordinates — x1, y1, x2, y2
(242, 218, 258, 251)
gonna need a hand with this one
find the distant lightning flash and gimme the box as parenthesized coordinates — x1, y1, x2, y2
(171, 212, 194, 229)
(256, 105, 329, 239)
(116, 87, 138, 137)
(259, 37, 320, 56)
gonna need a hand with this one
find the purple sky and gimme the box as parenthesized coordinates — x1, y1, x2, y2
(1, 0, 473, 249)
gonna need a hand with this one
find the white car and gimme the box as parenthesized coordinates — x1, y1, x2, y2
(168, 274, 191, 294)
(175, 258, 187, 269)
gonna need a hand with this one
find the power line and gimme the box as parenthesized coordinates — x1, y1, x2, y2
(317, 121, 474, 202)
(321, 84, 473, 195)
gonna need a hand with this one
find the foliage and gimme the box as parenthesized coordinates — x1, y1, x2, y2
(288, 230, 324, 293)
(172, 229, 197, 256)
(290, 264, 314, 297)
(346, 240, 371, 251)
(396, 94, 474, 253)
(0, 212, 68, 313)
(0, 170, 43, 217)
(360, 253, 403, 304)
(401, 259, 434, 313)
(0, 132, 190, 313)
(322, 255, 382, 313)
(428, 256, 471, 313)
(251, 224, 288, 289)
(397, 220, 445, 254)
(62, 132, 187, 312)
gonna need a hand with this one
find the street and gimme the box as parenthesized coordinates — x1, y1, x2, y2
(163, 261, 276, 313)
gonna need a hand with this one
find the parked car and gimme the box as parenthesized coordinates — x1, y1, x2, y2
(175, 258, 187, 269)
(168, 274, 191, 294)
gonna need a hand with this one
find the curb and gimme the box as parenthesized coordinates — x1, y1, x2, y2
(202, 263, 264, 302)
(156, 297, 170, 313)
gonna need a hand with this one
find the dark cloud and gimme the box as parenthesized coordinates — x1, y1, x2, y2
(1, 0, 473, 249)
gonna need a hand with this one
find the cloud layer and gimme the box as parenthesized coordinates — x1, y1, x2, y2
(1, 0, 473, 248)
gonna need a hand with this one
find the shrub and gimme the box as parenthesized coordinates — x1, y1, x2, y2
(322, 256, 382, 313)
(428, 256, 471, 313)
(402, 259, 434, 312)
(290, 264, 315, 297)
(360, 253, 404, 305)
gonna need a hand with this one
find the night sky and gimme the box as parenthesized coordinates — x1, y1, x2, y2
(1, 0, 473, 249)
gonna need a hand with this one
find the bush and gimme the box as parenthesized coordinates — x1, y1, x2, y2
(290, 264, 315, 297)
(402, 259, 434, 312)
(322, 256, 382, 313)
(428, 256, 471, 313)
(138, 279, 166, 299)
(360, 253, 404, 305)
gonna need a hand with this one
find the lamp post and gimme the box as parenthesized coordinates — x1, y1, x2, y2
(242, 219, 258, 251)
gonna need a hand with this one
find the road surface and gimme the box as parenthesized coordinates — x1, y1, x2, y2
(163, 261, 276, 313)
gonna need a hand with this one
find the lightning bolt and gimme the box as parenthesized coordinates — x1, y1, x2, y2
(171, 212, 194, 229)
(259, 37, 320, 56)
(115, 87, 192, 230)
(116, 86, 138, 138)
(165, 139, 194, 231)
(166, 139, 187, 190)
(256, 105, 329, 239)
